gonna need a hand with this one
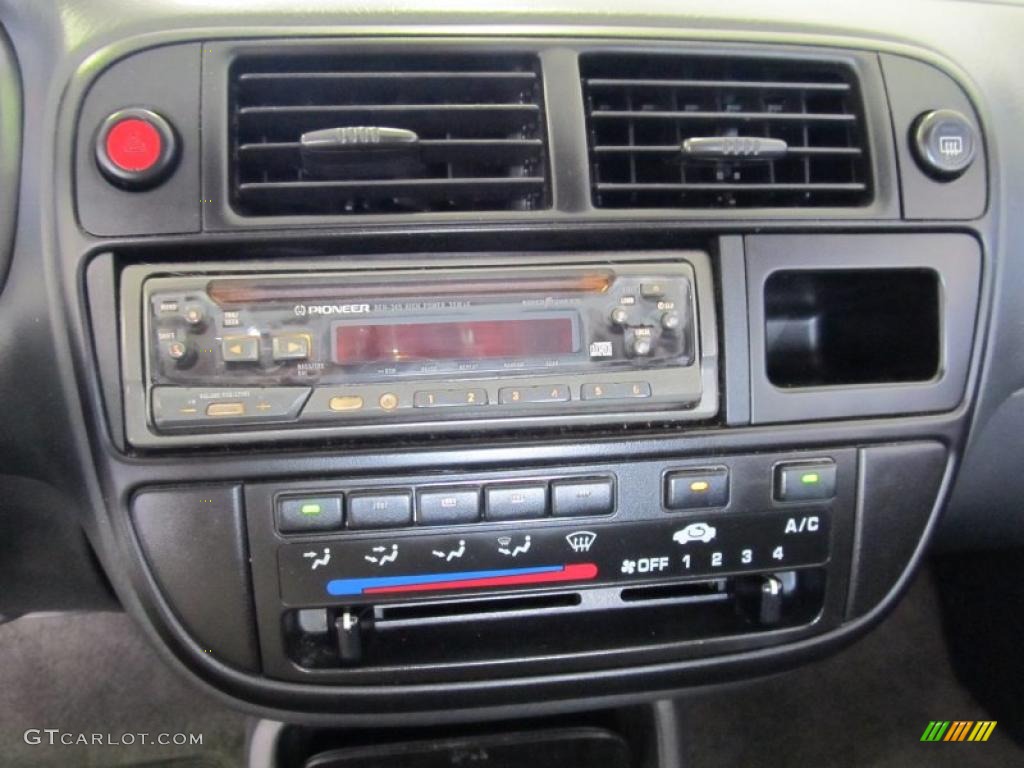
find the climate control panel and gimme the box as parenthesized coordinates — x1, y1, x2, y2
(242, 448, 857, 681)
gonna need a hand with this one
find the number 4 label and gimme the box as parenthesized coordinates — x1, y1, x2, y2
(772, 546, 785, 561)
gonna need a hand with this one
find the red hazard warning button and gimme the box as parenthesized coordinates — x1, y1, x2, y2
(106, 119, 162, 171)
(96, 109, 178, 189)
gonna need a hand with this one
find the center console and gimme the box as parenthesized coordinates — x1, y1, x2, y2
(58, 32, 989, 726)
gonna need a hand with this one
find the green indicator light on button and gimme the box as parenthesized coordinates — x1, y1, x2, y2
(300, 503, 323, 516)
(800, 473, 820, 485)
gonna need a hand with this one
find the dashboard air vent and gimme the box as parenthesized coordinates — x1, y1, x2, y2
(230, 54, 549, 216)
(581, 54, 872, 209)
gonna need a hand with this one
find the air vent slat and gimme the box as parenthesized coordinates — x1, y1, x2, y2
(590, 110, 856, 122)
(240, 177, 546, 193)
(239, 71, 538, 81)
(582, 53, 872, 209)
(585, 77, 851, 92)
(594, 145, 863, 156)
(230, 53, 549, 216)
(239, 104, 540, 116)
(596, 182, 867, 192)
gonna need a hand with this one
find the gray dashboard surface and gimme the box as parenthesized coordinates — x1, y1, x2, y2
(0, 0, 1019, 637)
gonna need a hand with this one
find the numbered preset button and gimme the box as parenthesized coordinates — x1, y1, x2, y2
(413, 388, 488, 408)
(498, 384, 571, 405)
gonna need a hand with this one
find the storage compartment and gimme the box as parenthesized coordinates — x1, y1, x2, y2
(745, 234, 981, 424)
(248, 706, 673, 768)
(764, 269, 940, 388)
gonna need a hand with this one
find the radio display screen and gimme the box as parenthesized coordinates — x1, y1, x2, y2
(334, 317, 577, 364)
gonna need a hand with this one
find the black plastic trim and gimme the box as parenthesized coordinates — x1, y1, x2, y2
(0, 25, 21, 293)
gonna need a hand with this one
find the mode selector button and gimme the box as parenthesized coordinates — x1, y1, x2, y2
(348, 492, 413, 529)
(485, 484, 548, 521)
(552, 478, 614, 517)
(418, 488, 481, 525)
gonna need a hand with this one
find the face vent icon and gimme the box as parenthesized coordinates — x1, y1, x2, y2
(565, 531, 598, 553)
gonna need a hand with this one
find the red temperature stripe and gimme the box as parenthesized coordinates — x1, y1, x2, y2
(363, 562, 599, 595)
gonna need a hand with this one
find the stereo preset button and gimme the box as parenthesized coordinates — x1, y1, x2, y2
(272, 333, 311, 361)
(348, 492, 413, 529)
(222, 335, 260, 363)
(774, 460, 837, 502)
(485, 484, 548, 521)
(640, 282, 667, 299)
(498, 385, 570, 405)
(580, 382, 652, 401)
(329, 395, 365, 412)
(378, 393, 400, 411)
(665, 468, 730, 510)
(413, 389, 488, 408)
(552, 478, 614, 517)
(206, 402, 246, 418)
(419, 488, 481, 525)
(278, 496, 343, 534)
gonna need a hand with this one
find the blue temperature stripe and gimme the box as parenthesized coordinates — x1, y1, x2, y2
(326, 565, 564, 596)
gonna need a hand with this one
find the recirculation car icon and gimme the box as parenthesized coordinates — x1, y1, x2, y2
(672, 522, 717, 545)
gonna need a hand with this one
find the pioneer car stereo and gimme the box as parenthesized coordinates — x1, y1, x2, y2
(120, 252, 719, 447)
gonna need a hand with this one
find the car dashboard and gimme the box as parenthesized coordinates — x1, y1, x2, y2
(0, 0, 1022, 763)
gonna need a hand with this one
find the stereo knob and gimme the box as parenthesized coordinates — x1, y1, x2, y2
(182, 304, 205, 328)
(610, 307, 630, 327)
(661, 311, 682, 332)
(164, 340, 195, 367)
(630, 337, 653, 357)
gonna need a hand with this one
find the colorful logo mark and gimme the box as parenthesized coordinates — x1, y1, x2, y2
(920, 721, 997, 742)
